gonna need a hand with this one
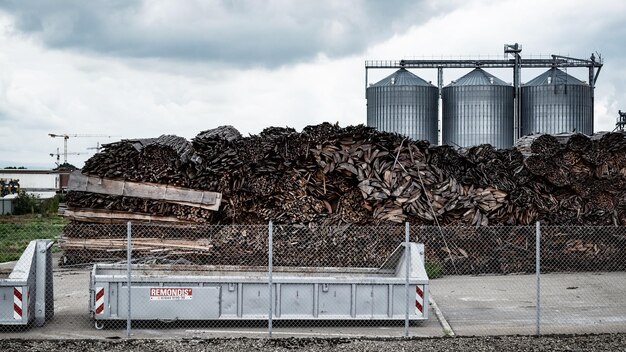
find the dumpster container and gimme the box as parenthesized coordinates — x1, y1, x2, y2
(0, 240, 54, 327)
(90, 242, 429, 328)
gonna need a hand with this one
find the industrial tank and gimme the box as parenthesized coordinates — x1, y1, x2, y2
(442, 68, 514, 149)
(366, 68, 438, 144)
(521, 68, 593, 136)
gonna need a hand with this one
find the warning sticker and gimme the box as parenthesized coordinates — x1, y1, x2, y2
(149, 288, 193, 301)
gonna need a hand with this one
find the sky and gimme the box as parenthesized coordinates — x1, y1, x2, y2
(0, 0, 625, 168)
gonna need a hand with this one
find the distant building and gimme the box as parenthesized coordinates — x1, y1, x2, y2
(0, 169, 71, 199)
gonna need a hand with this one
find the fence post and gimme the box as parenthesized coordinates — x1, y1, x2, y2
(127, 221, 132, 338)
(404, 222, 410, 337)
(535, 221, 541, 336)
(268, 221, 273, 338)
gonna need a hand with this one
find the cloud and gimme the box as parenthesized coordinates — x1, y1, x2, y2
(0, 0, 450, 67)
(1, 0, 625, 169)
(364, 0, 626, 132)
(0, 11, 370, 167)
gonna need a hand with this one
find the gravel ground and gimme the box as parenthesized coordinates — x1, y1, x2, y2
(2, 334, 626, 352)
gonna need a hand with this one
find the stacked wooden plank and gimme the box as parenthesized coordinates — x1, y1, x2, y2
(60, 124, 626, 271)
(59, 223, 404, 268)
(73, 127, 626, 228)
(68, 126, 626, 227)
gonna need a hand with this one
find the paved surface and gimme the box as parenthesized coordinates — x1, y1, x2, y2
(429, 272, 626, 335)
(2, 255, 626, 338)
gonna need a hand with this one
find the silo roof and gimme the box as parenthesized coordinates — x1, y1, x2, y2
(446, 68, 509, 87)
(524, 67, 586, 86)
(372, 68, 434, 87)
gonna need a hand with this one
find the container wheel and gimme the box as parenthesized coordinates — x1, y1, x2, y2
(94, 321, 105, 330)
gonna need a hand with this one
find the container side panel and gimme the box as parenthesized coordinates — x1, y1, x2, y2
(353, 284, 390, 318)
(0, 286, 13, 322)
(372, 285, 389, 317)
(355, 285, 374, 318)
(116, 286, 220, 320)
(280, 284, 314, 317)
(318, 284, 352, 317)
(242, 284, 269, 317)
(391, 284, 406, 317)
(220, 283, 239, 317)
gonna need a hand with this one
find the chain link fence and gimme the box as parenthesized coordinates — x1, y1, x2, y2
(539, 226, 626, 335)
(1, 220, 625, 337)
(422, 224, 626, 336)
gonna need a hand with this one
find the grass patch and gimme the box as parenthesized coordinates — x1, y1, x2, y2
(425, 260, 444, 279)
(0, 215, 67, 263)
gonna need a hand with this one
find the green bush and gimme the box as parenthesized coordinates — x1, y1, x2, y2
(13, 191, 38, 215)
(40, 196, 60, 216)
(425, 260, 444, 279)
(12, 191, 60, 216)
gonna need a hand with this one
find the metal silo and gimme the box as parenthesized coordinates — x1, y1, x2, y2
(442, 68, 514, 149)
(521, 68, 593, 136)
(366, 68, 438, 144)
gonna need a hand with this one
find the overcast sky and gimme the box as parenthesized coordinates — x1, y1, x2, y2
(1, 0, 625, 168)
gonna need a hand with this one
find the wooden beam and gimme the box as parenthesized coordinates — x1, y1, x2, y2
(68, 171, 221, 210)
(60, 237, 214, 252)
(63, 209, 197, 224)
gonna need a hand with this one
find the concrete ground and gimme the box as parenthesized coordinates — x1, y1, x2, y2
(2, 256, 626, 338)
(429, 272, 626, 335)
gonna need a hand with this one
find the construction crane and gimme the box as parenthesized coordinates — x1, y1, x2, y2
(48, 133, 120, 164)
(50, 148, 88, 167)
(86, 142, 104, 152)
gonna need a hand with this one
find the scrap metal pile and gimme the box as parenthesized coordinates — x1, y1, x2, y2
(60, 124, 626, 271)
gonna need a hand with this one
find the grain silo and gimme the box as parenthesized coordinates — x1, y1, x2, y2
(366, 68, 438, 144)
(521, 68, 593, 136)
(442, 68, 514, 149)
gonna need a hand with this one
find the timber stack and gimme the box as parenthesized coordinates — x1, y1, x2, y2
(60, 124, 626, 272)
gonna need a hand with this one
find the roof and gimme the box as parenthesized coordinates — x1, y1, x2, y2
(524, 68, 587, 86)
(371, 68, 434, 87)
(0, 169, 68, 175)
(446, 68, 509, 87)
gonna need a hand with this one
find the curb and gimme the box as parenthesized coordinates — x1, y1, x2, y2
(430, 296, 455, 337)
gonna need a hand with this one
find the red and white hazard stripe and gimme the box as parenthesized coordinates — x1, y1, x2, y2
(415, 285, 424, 314)
(95, 287, 105, 315)
(14, 287, 23, 320)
